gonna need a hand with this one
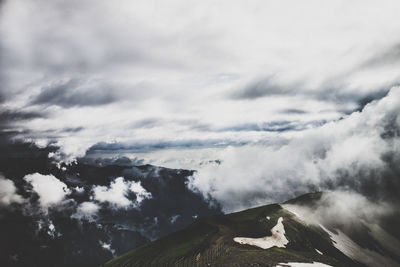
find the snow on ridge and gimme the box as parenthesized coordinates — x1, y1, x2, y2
(283, 204, 400, 267)
(234, 217, 289, 249)
(319, 224, 398, 267)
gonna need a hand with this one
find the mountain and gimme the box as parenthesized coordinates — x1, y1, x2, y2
(0, 142, 222, 267)
(104, 192, 400, 267)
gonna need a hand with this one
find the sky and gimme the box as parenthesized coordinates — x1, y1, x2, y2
(1, 0, 400, 211)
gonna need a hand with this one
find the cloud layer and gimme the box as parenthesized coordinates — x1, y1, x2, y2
(189, 86, 400, 212)
(1, 0, 400, 163)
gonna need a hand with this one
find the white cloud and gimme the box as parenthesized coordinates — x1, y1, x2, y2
(130, 181, 152, 203)
(74, 186, 85, 194)
(92, 177, 151, 208)
(283, 191, 394, 227)
(0, 175, 24, 206)
(72, 201, 100, 221)
(24, 173, 71, 208)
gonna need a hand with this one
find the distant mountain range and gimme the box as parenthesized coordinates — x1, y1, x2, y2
(0, 143, 221, 267)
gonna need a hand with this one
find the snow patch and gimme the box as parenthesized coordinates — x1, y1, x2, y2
(234, 217, 288, 249)
(315, 249, 323, 255)
(169, 214, 180, 224)
(47, 222, 61, 238)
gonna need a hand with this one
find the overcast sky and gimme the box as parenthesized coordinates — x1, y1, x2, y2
(1, 0, 400, 211)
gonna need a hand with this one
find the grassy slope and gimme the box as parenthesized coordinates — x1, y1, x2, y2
(104, 194, 361, 267)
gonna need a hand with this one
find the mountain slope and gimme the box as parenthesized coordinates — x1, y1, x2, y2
(104, 192, 400, 266)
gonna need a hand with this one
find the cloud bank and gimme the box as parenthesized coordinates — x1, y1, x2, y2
(189, 86, 400, 212)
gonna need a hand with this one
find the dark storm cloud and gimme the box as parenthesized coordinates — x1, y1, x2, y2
(144, 118, 322, 134)
(231, 76, 396, 114)
(354, 89, 392, 112)
(0, 0, 5, 12)
(78, 156, 145, 167)
(30, 79, 118, 108)
(85, 119, 328, 155)
(0, 110, 44, 123)
(280, 109, 307, 114)
(0, 109, 46, 145)
(231, 44, 400, 109)
(230, 77, 292, 100)
(218, 120, 327, 132)
(131, 118, 162, 129)
(87, 139, 246, 154)
(361, 44, 400, 68)
(0, 94, 4, 103)
(62, 126, 84, 133)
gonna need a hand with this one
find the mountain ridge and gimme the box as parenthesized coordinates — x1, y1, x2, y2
(104, 191, 398, 267)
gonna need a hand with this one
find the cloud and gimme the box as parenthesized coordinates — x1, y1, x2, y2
(231, 76, 394, 113)
(72, 201, 100, 221)
(230, 77, 290, 100)
(30, 78, 118, 108)
(282, 191, 400, 266)
(189, 86, 400, 212)
(0, 109, 45, 137)
(24, 173, 71, 208)
(130, 181, 152, 203)
(0, 174, 24, 206)
(1, 0, 400, 162)
(0, 109, 44, 123)
(92, 177, 151, 208)
(283, 191, 395, 227)
(361, 44, 400, 69)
